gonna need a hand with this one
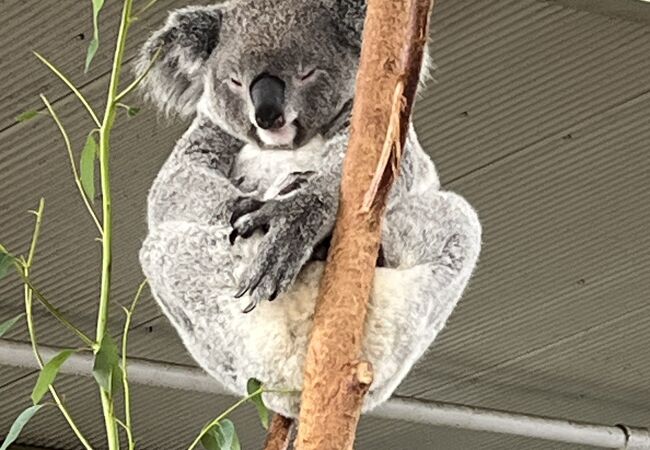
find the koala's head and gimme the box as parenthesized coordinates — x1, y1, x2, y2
(138, 0, 367, 149)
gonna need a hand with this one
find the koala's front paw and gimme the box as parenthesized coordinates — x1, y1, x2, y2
(234, 225, 310, 313)
(229, 196, 322, 313)
(227, 170, 313, 243)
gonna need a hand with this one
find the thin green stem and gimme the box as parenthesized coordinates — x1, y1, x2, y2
(264, 387, 301, 395)
(39, 95, 103, 235)
(132, 0, 159, 20)
(116, 418, 134, 448)
(187, 388, 264, 450)
(33, 52, 101, 127)
(114, 47, 161, 103)
(121, 280, 147, 450)
(21, 200, 94, 450)
(96, 1, 135, 449)
(18, 274, 96, 349)
(25, 203, 43, 267)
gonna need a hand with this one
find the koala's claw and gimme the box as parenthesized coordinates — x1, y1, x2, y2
(230, 197, 264, 226)
(234, 283, 249, 299)
(242, 300, 258, 314)
(236, 269, 279, 313)
(235, 245, 296, 307)
(229, 197, 272, 245)
(229, 225, 258, 246)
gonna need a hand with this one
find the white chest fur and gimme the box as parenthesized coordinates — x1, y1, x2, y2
(231, 137, 324, 196)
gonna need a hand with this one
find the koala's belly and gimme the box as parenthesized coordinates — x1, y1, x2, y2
(231, 140, 323, 194)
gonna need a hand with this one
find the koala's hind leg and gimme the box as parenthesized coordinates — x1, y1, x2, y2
(361, 189, 482, 411)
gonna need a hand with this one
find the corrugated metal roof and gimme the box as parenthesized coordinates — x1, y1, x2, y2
(1, 0, 649, 448)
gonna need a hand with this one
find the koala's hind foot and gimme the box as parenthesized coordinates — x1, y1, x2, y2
(357, 189, 482, 408)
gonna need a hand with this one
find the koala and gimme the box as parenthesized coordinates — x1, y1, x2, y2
(137, 0, 482, 418)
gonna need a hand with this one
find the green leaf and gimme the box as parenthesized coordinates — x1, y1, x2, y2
(16, 110, 39, 122)
(247, 378, 269, 430)
(247, 378, 262, 395)
(111, 363, 124, 398)
(80, 133, 97, 203)
(0, 404, 44, 450)
(0, 251, 16, 281)
(93, 333, 120, 395)
(201, 420, 240, 450)
(0, 314, 24, 338)
(85, 0, 105, 72)
(126, 106, 140, 117)
(31, 349, 75, 404)
(200, 430, 220, 450)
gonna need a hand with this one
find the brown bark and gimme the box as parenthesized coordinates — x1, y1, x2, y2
(295, 0, 434, 449)
(263, 414, 295, 450)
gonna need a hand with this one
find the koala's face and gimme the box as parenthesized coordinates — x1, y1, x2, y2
(202, 1, 360, 149)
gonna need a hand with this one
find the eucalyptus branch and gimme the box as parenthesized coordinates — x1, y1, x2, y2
(21, 199, 94, 450)
(121, 280, 148, 450)
(114, 47, 161, 103)
(39, 95, 103, 235)
(95, 1, 136, 448)
(33, 52, 101, 127)
(5, 1, 164, 449)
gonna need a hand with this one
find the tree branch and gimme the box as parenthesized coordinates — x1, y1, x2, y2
(294, 0, 434, 448)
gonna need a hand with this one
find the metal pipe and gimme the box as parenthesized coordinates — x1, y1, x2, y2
(374, 398, 637, 449)
(1, 339, 648, 449)
(0, 339, 229, 395)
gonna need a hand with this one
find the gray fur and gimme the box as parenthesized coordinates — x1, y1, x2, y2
(138, 0, 481, 416)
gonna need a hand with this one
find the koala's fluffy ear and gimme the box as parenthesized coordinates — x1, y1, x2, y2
(136, 5, 225, 118)
(331, 0, 367, 50)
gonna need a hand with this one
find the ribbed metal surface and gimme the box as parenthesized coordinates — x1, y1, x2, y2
(1, 0, 649, 448)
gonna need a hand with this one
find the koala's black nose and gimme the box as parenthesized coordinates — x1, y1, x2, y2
(250, 74, 286, 130)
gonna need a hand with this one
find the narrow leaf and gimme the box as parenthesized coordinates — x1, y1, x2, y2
(80, 133, 97, 203)
(16, 110, 39, 122)
(0, 314, 24, 338)
(93, 333, 119, 394)
(247, 378, 269, 430)
(0, 251, 16, 280)
(31, 349, 75, 404)
(85, 0, 105, 72)
(0, 404, 44, 450)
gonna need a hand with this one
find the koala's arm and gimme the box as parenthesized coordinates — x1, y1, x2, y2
(147, 116, 243, 229)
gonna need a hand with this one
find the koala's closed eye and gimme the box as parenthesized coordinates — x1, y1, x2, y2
(297, 68, 317, 83)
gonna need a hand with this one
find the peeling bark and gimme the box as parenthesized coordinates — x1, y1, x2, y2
(264, 414, 295, 450)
